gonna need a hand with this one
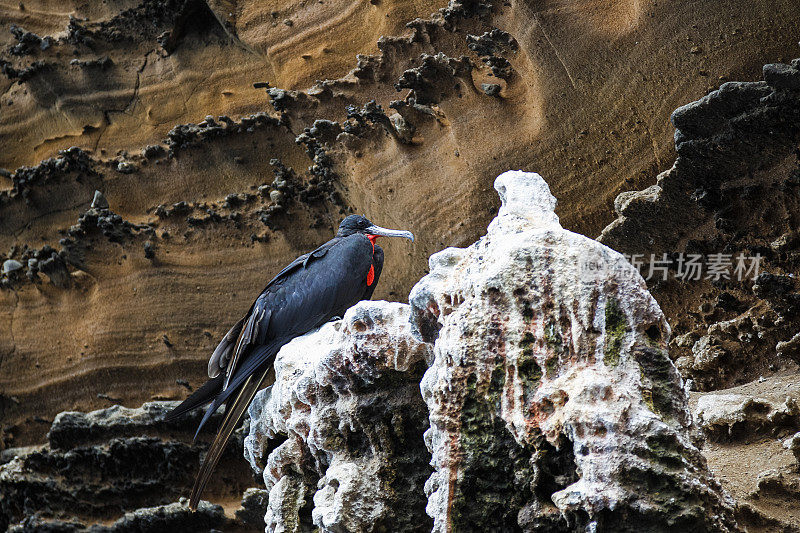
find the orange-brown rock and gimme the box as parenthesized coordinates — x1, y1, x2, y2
(1, 0, 798, 452)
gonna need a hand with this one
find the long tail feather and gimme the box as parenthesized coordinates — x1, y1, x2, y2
(190, 345, 276, 441)
(192, 400, 218, 443)
(163, 374, 224, 422)
(216, 342, 281, 404)
(188, 367, 270, 510)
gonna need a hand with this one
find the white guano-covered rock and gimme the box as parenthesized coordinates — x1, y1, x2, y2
(245, 301, 432, 533)
(410, 170, 740, 532)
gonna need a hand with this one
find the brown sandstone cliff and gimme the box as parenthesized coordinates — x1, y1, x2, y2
(1, 0, 798, 449)
(2, 0, 800, 529)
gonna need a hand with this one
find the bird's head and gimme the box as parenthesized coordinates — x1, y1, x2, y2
(336, 215, 415, 243)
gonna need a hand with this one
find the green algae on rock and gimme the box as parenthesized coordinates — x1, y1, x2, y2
(411, 170, 740, 532)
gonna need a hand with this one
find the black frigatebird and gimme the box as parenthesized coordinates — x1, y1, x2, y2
(164, 214, 414, 509)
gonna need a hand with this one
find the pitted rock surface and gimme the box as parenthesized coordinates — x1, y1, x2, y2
(245, 301, 432, 532)
(411, 171, 739, 532)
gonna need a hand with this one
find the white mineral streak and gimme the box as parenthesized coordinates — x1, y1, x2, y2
(245, 301, 432, 533)
(411, 170, 738, 531)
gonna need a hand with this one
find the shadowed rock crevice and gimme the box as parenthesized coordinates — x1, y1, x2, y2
(599, 58, 800, 392)
(451, 361, 536, 531)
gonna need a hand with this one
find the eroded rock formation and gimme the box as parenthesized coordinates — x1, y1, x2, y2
(244, 301, 433, 532)
(2, 0, 799, 449)
(689, 374, 800, 531)
(599, 59, 800, 393)
(411, 171, 737, 531)
(246, 171, 739, 532)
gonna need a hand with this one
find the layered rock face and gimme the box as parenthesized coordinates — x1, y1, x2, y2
(2, 0, 799, 448)
(247, 171, 738, 532)
(0, 401, 261, 531)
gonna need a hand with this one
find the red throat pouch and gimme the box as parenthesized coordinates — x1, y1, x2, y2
(366, 235, 378, 285)
(367, 264, 375, 286)
(367, 234, 378, 252)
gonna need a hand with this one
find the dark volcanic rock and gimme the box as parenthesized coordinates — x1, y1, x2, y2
(165, 112, 281, 152)
(467, 28, 517, 79)
(600, 58, 800, 391)
(0, 401, 258, 532)
(47, 401, 213, 449)
(234, 488, 269, 531)
(2, 437, 199, 521)
(6, 501, 228, 533)
(2, 147, 96, 201)
(394, 52, 472, 105)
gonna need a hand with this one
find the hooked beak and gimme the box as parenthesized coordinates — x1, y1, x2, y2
(365, 225, 415, 243)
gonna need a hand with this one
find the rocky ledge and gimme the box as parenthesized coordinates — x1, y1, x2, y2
(246, 171, 739, 532)
(0, 401, 265, 532)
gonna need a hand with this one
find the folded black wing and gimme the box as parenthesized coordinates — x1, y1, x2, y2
(181, 234, 376, 510)
(215, 234, 375, 404)
(203, 238, 341, 382)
